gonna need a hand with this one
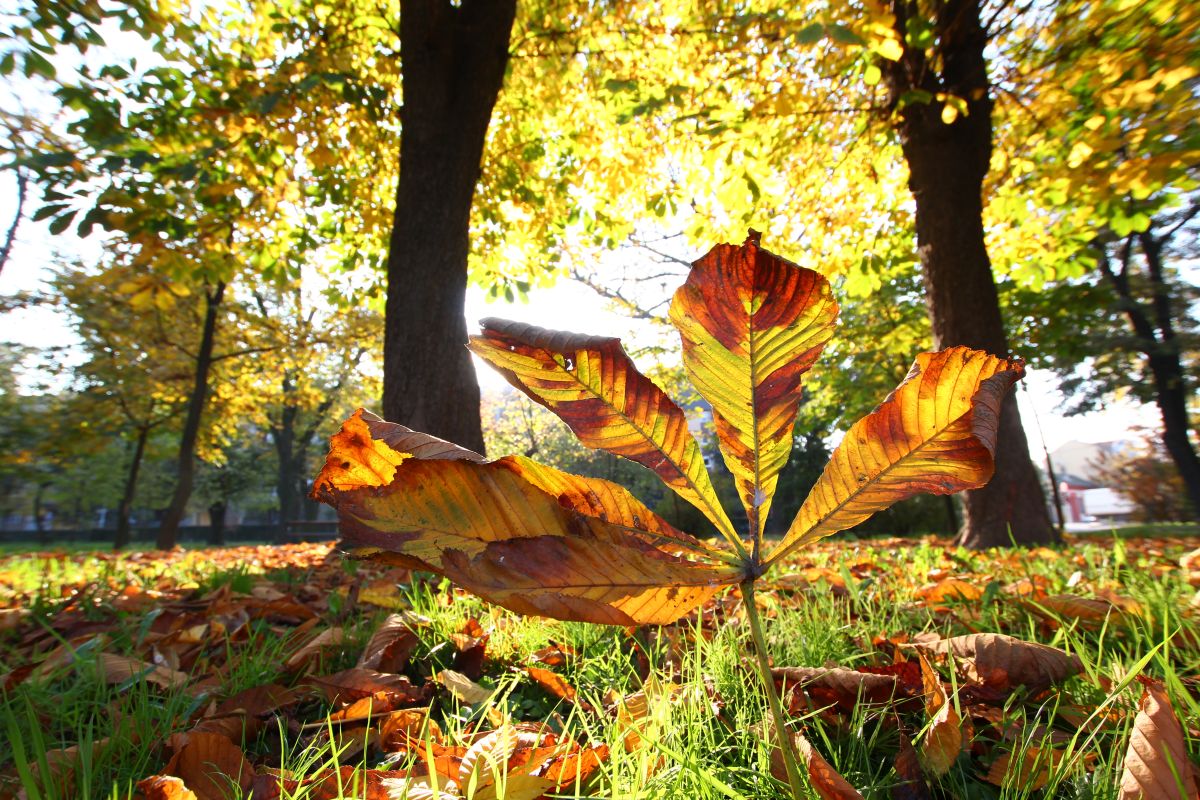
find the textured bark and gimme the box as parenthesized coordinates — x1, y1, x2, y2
(382, 0, 517, 453)
(886, 0, 1057, 547)
(114, 424, 150, 550)
(157, 282, 226, 549)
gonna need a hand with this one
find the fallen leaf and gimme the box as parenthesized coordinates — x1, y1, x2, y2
(918, 655, 963, 777)
(358, 614, 419, 674)
(773, 665, 909, 710)
(137, 775, 199, 800)
(914, 578, 983, 604)
(285, 626, 348, 672)
(309, 668, 430, 707)
(437, 669, 494, 706)
(1118, 678, 1199, 800)
(985, 747, 1064, 791)
(96, 652, 188, 690)
(909, 633, 1082, 692)
(527, 666, 579, 704)
(769, 730, 864, 799)
(892, 733, 931, 799)
(163, 731, 255, 800)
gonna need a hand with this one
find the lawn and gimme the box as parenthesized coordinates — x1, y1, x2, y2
(0, 534, 1197, 799)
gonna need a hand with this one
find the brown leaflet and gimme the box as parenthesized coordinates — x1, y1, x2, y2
(315, 416, 739, 625)
(467, 319, 740, 548)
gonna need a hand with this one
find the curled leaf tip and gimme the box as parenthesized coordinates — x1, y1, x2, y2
(310, 409, 407, 503)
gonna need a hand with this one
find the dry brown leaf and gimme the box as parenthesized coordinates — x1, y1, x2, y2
(1025, 594, 1133, 627)
(163, 731, 255, 800)
(357, 614, 420, 674)
(137, 775, 199, 800)
(892, 732, 932, 800)
(527, 666, 579, 703)
(285, 626, 347, 672)
(768, 731, 864, 799)
(773, 665, 908, 710)
(436, 669, 494, 705)
(310, 668, 430, 706)
(909, 633, 1082, 692)
(984, 747, 1065, 791)
(914, 578, 984, 604)
(795, 733, 866, 800)
(1118, 679, 1199, 800)
(96, 652, 188, 690)
(918, 655, 963, 777)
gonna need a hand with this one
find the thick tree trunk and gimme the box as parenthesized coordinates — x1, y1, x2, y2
(887, 0, 1057, 548)
(382, 0, 517, 453)
(114, 424, 150, 550)
(158, 282, 226, 549)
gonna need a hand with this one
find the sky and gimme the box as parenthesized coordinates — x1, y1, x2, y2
(4, 165, 1163, 467)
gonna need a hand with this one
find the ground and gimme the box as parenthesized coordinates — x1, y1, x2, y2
(0, 533, 1197, 799)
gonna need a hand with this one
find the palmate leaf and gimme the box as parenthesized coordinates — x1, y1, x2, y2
(311, 411, 739, 625)
(313, 233, 1026, 630)
(670, 231, 838, 542)
(767, 348, 1024, 566)
(467, 319, 742, 551)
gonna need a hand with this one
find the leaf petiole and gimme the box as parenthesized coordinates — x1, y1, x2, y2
(740, 579, 805, 799)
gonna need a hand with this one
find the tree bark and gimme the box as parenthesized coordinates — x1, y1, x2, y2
(114, 424, 150, 550)
(886, 0, 1057, 547)
(382, 0, 517, 453)
(157, 281, 226, 549)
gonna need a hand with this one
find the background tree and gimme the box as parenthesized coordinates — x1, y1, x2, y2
(1092, 433, 1192, 522)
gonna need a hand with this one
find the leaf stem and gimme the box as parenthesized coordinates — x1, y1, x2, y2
(739, 579, 804, 799)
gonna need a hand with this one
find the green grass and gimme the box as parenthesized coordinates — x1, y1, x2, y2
(0, 536, 1197, 798)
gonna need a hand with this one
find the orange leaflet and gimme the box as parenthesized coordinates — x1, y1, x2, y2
(769, 348, 1024, 564)
(670, 230, 838, 541)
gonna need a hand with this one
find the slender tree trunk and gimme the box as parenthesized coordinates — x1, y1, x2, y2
(0, 170, 27, 277)
(382, 0, 517, 453)
(272, 403, 298, 542)
(208, 501, 227, 546)
(157, 282, 226, 549)
(1098, 234, 1200, 517)
(33, 482, 46, 545)
(1147, 352, 1200, 518)
(885, 0, 1056, 548)
(114, 425, 150, 550)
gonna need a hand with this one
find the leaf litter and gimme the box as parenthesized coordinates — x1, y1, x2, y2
(0, 534, 1196, 798)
